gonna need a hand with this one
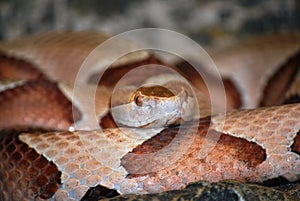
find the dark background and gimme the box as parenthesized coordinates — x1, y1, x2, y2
(0, 0, 299, 47)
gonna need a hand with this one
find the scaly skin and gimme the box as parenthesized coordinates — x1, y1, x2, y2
(0, 32, 300, 200)
(0, 104, 298, 200)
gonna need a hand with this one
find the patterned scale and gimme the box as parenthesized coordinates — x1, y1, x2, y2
(0, 103, 295, 200)
(0, 132, 61, 201)
(0, 80, 80, 131)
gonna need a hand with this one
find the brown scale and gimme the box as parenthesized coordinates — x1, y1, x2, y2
(0, 32, 114, 84)
(261, 50, 300, 163)
(89, 55, 173, 87)
(0, 52, 46, 80)
(129, 85, 176, 107)
(99, 112, 118, 129)
(122, 119, 267, 176)
(0, 79, 81, 131)
(283, 65, 300, 105)
(0, 132, 61, 200)
(260, 49, 300, 106)
(175, 60, 242, 110)
(292, 131, 300, 155)
(133, 85, 174, 98)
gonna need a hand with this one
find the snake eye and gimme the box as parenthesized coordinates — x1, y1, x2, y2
(134, 95, 143, 106)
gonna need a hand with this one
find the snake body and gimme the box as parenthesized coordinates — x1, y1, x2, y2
(0, 31, 300, 200)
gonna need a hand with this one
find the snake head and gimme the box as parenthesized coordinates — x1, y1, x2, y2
(111, 83, 194, 128)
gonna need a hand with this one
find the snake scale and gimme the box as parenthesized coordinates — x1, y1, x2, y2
(0, 31, 300, 201)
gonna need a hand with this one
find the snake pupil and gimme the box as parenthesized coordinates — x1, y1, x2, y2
(135, 95, 143, 106)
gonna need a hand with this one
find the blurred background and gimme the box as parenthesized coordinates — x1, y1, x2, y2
(0, 0, 299, 48)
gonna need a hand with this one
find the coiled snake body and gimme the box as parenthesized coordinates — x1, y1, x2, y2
(0, 31, 300, 201)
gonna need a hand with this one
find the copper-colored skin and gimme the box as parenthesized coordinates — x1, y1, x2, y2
(0, 80, 80, 131)
(0, 32, 299, 200)
(0, 132, 61, 200)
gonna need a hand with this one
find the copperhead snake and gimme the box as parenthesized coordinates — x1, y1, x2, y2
(0, 31, 300, 201)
